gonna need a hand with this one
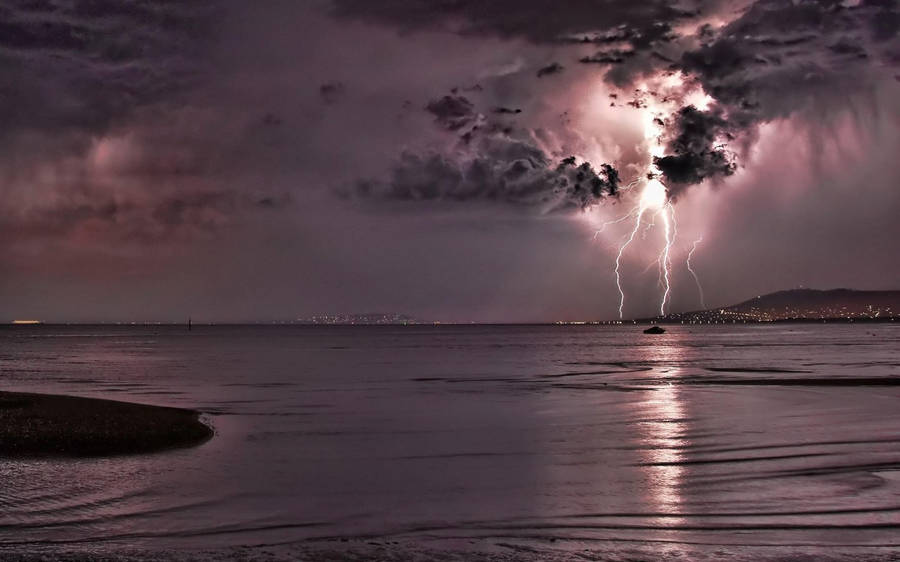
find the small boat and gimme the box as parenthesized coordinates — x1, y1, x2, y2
(643, 326, 665, 334)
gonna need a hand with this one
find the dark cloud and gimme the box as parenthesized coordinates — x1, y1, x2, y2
(641, 0, 899, 196)
(0, 0, 897, 322)
(329, 0, 717, 88)
(337, 0, 896, 210)
(827, 38, 868, 57)
(0, 1, 321, 260)
(579, 50, 637, 65)
(572, 19, 679, 79)
(425, 95, 479, 131)
(536, 62, 564, 77)
(654, 105, 737, 195)
(0, 0, 212, 141)
(319, 81, 346, 104)
(1, 187, 287, 245)
(349, 135, 620, 211)
(869, 3, 899, 42)
(352, 83, 626, 211)
(329, 0, 701, 44)
(680, 0, 898, 122)
(314, 0, 898, 212)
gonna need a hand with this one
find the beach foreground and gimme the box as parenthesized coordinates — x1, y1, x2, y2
(0, 391, 212, 458)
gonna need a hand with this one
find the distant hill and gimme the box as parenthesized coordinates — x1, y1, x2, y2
(642, 289, 900, 323)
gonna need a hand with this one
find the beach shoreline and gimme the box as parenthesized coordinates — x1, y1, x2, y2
(0, 391, 213, 458)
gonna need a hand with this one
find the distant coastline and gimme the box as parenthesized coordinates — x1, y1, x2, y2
(597, 317, 899, 325)
(629, 288, 900, 324)
(4, 289, 899, 326)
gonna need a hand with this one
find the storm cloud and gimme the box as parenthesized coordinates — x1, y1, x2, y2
(654, 105, 737, 194)
(350, 136, 620, 211)
(0, 0, 212, 141)
(425, 95, 479, 131)
(667, 0, 900, 189)
(332, 0, 898, 199)
(0, 0, 897, 322)
(681, 0, 899, 122)
(329, 0, 702, 43)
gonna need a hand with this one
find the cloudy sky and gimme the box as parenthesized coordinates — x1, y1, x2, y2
(1, 0, 897, 322)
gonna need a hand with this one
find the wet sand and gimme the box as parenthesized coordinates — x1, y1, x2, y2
(0, 391, 212, 458)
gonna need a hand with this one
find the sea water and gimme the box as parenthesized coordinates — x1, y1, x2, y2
(0, 324, 897, 559)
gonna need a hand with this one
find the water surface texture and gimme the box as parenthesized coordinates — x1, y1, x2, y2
(0, 324, 898, 558)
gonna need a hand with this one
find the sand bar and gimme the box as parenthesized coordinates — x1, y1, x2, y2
(0, 391, 212, 458)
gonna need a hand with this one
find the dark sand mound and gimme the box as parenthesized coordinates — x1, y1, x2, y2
(0, 391, 213, 458)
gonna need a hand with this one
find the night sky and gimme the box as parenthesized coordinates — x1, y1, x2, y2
(1, 0, 898, 323)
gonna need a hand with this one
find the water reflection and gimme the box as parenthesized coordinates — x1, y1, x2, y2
(635, 334, 688, 525)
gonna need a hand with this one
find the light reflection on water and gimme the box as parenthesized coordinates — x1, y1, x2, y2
(635, 335, 687, 525)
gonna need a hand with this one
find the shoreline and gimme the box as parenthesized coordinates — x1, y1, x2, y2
(0, 391, 213, 458)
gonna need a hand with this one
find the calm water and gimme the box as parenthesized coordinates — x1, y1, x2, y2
(0, 324, 898, 559)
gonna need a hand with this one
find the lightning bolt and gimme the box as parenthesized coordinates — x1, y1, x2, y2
(597, 75, 717, 320)
(604, 79, 707, 320)
(615, 206, 647, 319)
(613, 178, 674, 319)
(659, 202, 676, 316)
(686, 236, 706, 309)
(593, 207, 639, 239)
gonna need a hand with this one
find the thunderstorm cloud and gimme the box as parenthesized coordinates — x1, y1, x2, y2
(0, 0, 897, 321)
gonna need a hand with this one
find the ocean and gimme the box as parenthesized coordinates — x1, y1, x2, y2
(0, 324, 898, 561)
